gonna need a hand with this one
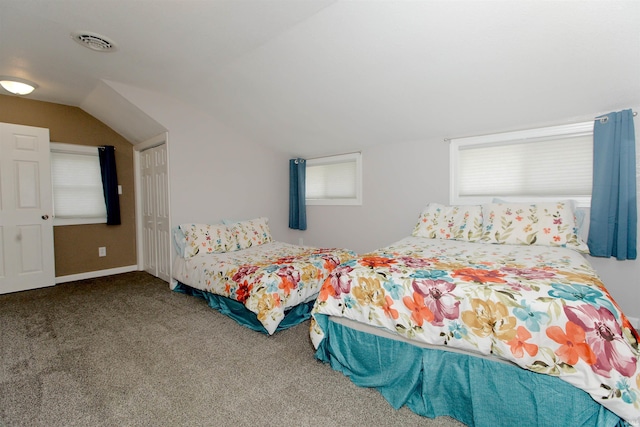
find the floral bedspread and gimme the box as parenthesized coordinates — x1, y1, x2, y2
(310, 237, 640, 425)
(173, 241, 356, 334)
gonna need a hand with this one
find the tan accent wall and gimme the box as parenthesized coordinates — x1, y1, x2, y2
(0, 94, 137, 277)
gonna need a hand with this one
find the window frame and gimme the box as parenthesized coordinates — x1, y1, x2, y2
(305, 152, 363, 206)
(449, 121, 594, 207)
(50, 142, 107, 226)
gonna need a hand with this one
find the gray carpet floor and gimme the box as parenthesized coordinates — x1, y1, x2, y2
(0, 271, 466, 427)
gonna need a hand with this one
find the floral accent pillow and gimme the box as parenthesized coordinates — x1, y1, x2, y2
(229, 217, 272, 251)
(481, 202, 589, 252)
(179, 223, 234, 258)
(412, 203, 484, 242)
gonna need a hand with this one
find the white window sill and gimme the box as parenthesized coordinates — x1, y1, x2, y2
(54, 218, 107, 226)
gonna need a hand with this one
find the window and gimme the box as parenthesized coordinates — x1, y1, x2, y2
(450, 121, 593, 207)
(50, 143, 106, 226)
(306, 152, 362, 205)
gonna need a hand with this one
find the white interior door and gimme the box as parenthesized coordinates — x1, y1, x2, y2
(0, 123, 55, 293)
(140, 141, 170, 282)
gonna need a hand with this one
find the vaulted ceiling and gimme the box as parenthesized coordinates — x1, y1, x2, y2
(2, 1, 639, 157)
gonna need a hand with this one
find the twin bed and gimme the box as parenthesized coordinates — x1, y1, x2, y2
(172, 207, 640, 426)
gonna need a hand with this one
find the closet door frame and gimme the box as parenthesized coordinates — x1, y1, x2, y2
(134, 132, 171, 282)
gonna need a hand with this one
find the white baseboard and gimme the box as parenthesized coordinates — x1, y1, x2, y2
(55, 265, 140, 284)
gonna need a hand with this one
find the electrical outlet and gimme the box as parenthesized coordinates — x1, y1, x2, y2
(99, 247, 106, 257)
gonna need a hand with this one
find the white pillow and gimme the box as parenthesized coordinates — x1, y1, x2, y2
(481, 201, 589, 252)
(412, 203, 484, 242)
(178, 223, 234, 258)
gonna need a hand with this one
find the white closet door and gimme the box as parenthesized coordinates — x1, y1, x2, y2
(0, 123, 55, 293)
(153, 145, 170, 282)
(141, 143, 170, 282)
(141, 148, 157, 277)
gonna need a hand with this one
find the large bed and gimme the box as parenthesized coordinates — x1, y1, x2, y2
(172, 217, 356, 335)
(310, 203, 640, 427)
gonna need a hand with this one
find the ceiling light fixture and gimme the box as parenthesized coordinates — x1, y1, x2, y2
(0, 77, 38, 95)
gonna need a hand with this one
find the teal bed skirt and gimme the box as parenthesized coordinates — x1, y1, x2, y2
(313, 314, 627, 427)
(173, 282, 315, 334)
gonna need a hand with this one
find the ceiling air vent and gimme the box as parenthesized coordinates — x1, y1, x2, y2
(71, 31, 117, 52)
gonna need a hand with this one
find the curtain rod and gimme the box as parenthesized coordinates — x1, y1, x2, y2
(300, 151, 362, 161)
(595, 110, 637, 123)
(444, 110, 637, 143)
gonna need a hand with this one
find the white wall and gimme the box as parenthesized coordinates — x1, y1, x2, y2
(299, 138, 450, 253)
(301, 115, 640, 322)
(103, 81, 298, 244)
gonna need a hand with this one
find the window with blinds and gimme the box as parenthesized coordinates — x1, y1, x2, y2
(50, 143, 107, 225)
(306, 152, 362, 205)
(450, 121, 594, 207)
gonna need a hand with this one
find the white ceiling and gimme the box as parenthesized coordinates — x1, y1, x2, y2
(1, 0, 639, 156)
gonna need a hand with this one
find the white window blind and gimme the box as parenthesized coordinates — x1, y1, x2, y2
(450, 122, 594, 206)
(306, 152, 362, 205)
(50, 143, 107, 225)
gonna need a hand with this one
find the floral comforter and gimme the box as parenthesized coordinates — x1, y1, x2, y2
(310, 237, 640, 425)
(173, 241, 356, 335)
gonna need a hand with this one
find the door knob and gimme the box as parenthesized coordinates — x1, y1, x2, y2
(42, 214, 49, 220)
